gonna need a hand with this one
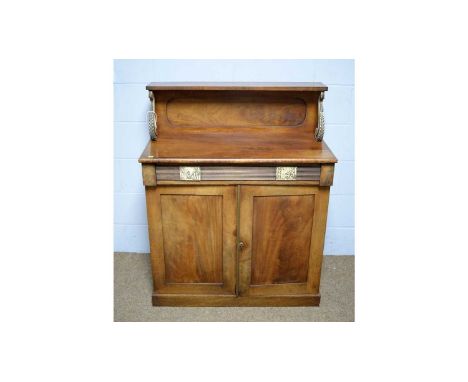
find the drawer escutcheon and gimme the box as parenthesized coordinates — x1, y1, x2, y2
(179, 166, 201, 181)
(276, 167, 297, 180)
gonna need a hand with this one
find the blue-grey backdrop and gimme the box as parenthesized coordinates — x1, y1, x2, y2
(114, 59, 354, 255)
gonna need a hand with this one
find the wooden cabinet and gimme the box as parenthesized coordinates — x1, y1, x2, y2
(138, 82, 337, 306)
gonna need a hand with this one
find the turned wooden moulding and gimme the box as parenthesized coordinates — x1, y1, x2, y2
(138, 82, 337, 307)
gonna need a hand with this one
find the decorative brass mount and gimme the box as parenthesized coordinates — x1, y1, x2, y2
(276, 167, 297, 180)
(179, 166, 201, 181)
(147, 91, 157, 140)
(315, 91, 325, 142)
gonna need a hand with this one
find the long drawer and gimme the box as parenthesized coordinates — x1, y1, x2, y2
(155, 166, 321, 181)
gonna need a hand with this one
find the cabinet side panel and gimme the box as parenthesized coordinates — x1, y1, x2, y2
(307, 187, 330, 294)
(160, 194, 223, 283)
(251, 195, 315, 284)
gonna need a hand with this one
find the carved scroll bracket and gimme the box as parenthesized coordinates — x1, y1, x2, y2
(147, 90, 158, 140)
(315, 91, 325, 142)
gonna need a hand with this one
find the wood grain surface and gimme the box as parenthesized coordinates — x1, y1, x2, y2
(154, 90, 319, 136)
(139, 135, 337, 164)
(141, 164, 157, 186)
(146, 82, 328, 91)
(146, 186, 237, 295)
(166, 95, 306, 128)
(152, 294, 321, 307)
(160, 194, 223, 283)
(156, 180, 321, 186)
(320, 164, 335, 186)
(251, 194, 315, 284)
(238, 186, 326, 297)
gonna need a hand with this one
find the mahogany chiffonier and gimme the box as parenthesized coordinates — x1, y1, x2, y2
(138, 82, 337, 306)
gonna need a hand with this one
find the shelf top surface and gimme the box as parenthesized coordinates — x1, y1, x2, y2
(139, 133, 337, 165)
(146, 82, 328, 92)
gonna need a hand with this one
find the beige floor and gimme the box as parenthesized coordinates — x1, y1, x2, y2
(114, 252, 354, 322)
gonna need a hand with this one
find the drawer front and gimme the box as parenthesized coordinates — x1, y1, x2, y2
(155, 166, 321, 181)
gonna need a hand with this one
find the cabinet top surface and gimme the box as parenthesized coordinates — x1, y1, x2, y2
(139, 134, 337, 165)
(146, 82, 328, 91)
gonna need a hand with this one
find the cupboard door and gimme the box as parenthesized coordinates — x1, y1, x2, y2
(146, 186, 237, 295)
(238, 186, 330, 296)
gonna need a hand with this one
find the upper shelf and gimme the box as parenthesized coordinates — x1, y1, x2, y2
(146, 82, 328, 92)
(141, 82, 334, 163)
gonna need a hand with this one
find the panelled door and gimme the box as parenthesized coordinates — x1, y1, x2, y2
(238, 186, 330, 296)
(146, 186, 237, 295)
